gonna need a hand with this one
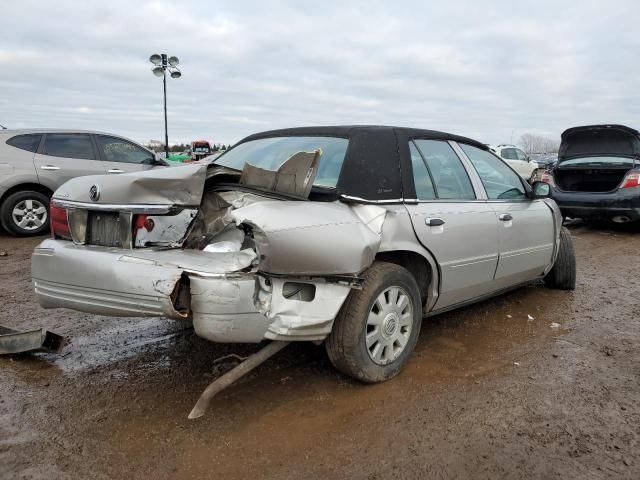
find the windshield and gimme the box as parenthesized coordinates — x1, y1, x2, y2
(560, 156, 635, 167)
(213, 136, 349, 188)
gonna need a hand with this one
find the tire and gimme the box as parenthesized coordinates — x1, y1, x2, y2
(544, 226, 576, 290)
(0, 190, 50, 236)
(325, 261, 422, 383)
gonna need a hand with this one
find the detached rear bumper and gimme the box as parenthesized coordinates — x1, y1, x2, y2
(552, 187, 640, 220)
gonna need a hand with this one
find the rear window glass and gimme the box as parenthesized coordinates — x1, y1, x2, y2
(43, 134, 95, 160)
(214, 136, 349, 188)
(6, 134, 41, 153)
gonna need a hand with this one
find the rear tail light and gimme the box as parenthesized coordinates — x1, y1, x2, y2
(621, 171, 640, 189)
(134, 214, 155, 236)
(50, 203, 72, 240)
(540, 171, 556, 187)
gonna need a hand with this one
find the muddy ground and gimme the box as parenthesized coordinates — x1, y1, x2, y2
(0, 222, 638, 479)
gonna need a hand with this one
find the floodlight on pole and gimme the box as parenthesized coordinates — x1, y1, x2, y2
(148, 53, 181, 159)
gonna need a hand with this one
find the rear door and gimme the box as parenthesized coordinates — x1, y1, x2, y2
(458, 143, 555, 287)
(404, 139, 500, 309)
(94, 135, 158, 174)
(34, 133, 106, 190)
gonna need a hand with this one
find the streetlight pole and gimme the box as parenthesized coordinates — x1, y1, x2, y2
(149, 53, 181, 159)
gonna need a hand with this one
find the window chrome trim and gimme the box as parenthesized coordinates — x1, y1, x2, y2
(448, 141, 488, 200)
(340, 194, 404, 204)
(51, 199, 176, 214)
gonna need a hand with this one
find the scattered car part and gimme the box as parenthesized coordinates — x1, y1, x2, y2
(0, 325, 66, 354)
(188, 340, 289, 419)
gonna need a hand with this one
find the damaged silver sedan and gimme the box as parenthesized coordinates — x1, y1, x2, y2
(31, 126, 576, 382)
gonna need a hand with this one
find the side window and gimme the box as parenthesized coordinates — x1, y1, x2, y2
(43, 134, 95, 160)
(413, 140, 475, 200)
(515, 149, 528, 161)
(409, 141, 436, 199)
(460, 144, 526, 200)
(6, 134, 42, 153)
(96, 136, 154, 164)
(501, 148, 516, 160)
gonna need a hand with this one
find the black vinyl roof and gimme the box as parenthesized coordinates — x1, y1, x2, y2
(233, 125, 487, 201)
(241, 125, 486, 149)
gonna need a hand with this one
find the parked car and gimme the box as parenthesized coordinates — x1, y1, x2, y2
(31, 126, 575, 382)
(540, 124, 640, 223)
(0, 129, 167, 235)
(490, 144, 542, 181)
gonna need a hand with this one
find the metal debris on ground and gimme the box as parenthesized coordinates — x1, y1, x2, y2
(188, 341, 290, 420)
(527, 315, 535, 321)
(0, 325, 66, 354)
(550, 322, 561, 329)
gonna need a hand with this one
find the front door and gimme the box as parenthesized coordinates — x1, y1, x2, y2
(458, 143, 555, 287)
(404, 139, 500, 309)
(94, 135, 158, 175)
(34, 133, 106, 190)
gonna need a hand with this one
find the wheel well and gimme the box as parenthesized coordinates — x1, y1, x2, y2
(375, 250, 432, 306)
(0, 183, 53, 206)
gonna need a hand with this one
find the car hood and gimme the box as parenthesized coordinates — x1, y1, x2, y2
(558, 124, 640, 163)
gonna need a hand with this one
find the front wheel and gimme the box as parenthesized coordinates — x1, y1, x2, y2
(0, 190, 50, 236)
(325, 261, 422, 383)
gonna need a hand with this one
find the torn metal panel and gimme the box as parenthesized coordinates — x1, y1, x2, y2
(257, 277, 352, 341)
(229, 201, 384, 275)
(134, 208, 198, 247)
(53, 164, 207, 206)
(0, 325, 66, 354)
(239, 150, 320, 198)
(190, 276, 271, 343)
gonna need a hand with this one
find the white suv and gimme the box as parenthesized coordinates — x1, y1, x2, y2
(490, 145, 540, 182)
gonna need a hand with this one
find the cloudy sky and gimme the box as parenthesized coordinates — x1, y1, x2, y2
(2, 0, 639, 146)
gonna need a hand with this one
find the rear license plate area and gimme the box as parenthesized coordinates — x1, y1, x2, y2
(87, 212, 121, 247)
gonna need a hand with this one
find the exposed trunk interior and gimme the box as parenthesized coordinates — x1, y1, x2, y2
(554, 167, 630, 192)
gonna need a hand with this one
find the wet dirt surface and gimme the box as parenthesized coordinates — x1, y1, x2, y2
(1, 222, 638, 479)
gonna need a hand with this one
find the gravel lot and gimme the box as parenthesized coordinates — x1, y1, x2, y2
(1, 221, 638, 479)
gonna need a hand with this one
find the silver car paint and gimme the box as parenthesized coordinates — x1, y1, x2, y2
(31, 140, 563, 344)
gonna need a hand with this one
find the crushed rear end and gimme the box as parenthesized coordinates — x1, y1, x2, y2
(32, 153, 387, 343)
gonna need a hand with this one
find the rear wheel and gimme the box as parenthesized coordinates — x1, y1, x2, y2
(0, 190, 50, 236)
(545, 226, 576, 290)
(325, 261, 422, 383)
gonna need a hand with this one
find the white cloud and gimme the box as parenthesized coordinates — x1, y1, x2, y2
(1, 0, 639, 146)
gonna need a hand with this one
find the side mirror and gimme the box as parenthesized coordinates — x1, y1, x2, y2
(531, 181, 551, 198)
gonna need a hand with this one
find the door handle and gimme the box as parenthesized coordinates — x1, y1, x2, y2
(107, 169, 124, 174)
(499, 214, 513, 222)
(40, 165, 60, 171)
(425, 217, 445, 227)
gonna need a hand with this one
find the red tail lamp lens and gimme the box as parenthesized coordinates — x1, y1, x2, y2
(50, 203, 71, 240)
(621, 172, 640, 189)
(134, 214, 155, 233)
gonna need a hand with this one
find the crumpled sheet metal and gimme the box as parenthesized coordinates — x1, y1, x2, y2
(53, 164, 207, 206)
(229, 200, 387, 275)
(190, 276, 271, 343)
(256, 277, 352, 341)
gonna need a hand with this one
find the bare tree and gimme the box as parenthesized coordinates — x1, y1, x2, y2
(519, 133, 559, 154)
